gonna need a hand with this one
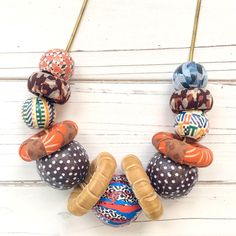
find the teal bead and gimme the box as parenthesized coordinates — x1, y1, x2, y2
(22, 97, 56, 129)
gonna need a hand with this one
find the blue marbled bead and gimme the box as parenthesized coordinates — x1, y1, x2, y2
(172, 61, 208, 90)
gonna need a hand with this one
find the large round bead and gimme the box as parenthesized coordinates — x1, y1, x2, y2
(28, 71, 71, 104)
(36, 140, 89, 190)
(172, 61, 208, 90)
(94, 175, 141, 227)
(174, 110, 209, 142)
(39, 49, 74, 81)
(22, 97, 55, 129)
(146, 152, 198, 199)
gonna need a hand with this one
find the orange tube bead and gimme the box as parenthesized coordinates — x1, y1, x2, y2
(19, 120, 78, 161)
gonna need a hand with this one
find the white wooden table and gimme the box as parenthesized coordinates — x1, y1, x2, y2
(0, 0, 235, 235)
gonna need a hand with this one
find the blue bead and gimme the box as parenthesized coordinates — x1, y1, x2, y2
(94, 175, 141, 227)
(172, 61, 208, 90)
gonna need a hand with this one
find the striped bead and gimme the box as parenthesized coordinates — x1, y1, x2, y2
(94, 175, 141, 227)
(22, 97, 56, 129)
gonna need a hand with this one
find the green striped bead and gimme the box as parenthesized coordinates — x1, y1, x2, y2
(22, 97, 56, 129)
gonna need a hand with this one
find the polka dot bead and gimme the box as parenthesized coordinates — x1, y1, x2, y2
(146, 152, 198, 199)
(174, 110, 209, 142)
(36, 140, 89, 190)
(39, 49, 74, 81)
(22, 97, 55, 129)
(94, 175, 141, 227)
(172, 61, 208, 90)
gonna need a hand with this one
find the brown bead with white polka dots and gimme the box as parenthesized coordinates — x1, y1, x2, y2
(146, 152, 198, 199)
(36, 140, 89, 190)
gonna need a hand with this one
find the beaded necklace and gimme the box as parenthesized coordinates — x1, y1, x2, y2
(19, 0, 213, 227)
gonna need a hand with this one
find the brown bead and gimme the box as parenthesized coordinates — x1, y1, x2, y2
(28, 71, 71, 104)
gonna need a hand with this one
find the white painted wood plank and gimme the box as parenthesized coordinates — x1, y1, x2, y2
(0, 0, 235, 52)
(0, 81, 235, 181)
(1, 46, 236, 80)
(0, 0, 235, 234)
(0, 183, 235, 236)
(196, 0, 236, 47)
(0, 0, 196, 52)
(0, 0, 236, 81)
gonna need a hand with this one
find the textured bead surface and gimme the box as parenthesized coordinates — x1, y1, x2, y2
(174, 111, 209, 142)
(170, 88, 213, 113)
(172, 61, 208, 90)
(39, 49, 74, 81)
(22, 97, 55, 129)
(28, 71, 71, 104)
(94, 175, 141, 227)
(146, 152, 198, 199)
(19, 120, 78, 161)
(36, 140, 89, 190)
(152, 132, 213, 168)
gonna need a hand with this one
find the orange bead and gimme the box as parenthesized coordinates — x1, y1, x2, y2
(152, 132, 213, 167)
(39, 49, 74, 81)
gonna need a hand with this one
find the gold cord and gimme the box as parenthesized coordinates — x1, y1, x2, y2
(66, 0, 201, 57)
(65, 0, 89, 52)
(189, 0, 202, 61)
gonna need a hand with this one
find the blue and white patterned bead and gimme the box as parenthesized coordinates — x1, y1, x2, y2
(22, 97, 56, 129)
(174, 110, 209, 142)
(172, 61, 208, 90)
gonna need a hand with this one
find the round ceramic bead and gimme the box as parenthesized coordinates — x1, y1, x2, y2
(174, 110, 209, 142)
(39, 49, 74, 81)
(36, 140, 89, 190)
(172, 61, 208, 90)
(146, 152, 198, 199)
(22, 97, 55, 129)
(170, 88, 213, 113)
(28, 71, 71, 104)
(94, 175, 141, 227)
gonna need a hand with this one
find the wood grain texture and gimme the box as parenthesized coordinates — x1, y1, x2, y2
(0, 81, 235, 182)
(0, 184, 235, 236)
(0, 0, 235, 235)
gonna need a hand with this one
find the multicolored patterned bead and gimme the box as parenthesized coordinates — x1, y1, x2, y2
(39, 49, 74, 81)
(174, 110, 209, 142)
(172, 61, 208, 90)
(146, 152, 198, 199)
(28, 71, 71, 104)
(19, 120, 78, 161)
(170, 88, 213, 113)
(152, 132, 213, 168)
(94, 175, 141, 227)
(36, 140, 89, 190)
(22, 97, 55, 129)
